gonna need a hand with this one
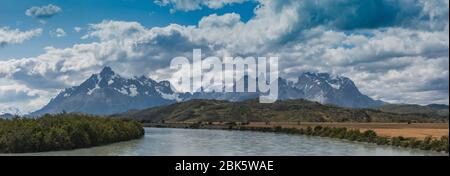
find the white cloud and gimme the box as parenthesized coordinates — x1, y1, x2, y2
(25, 4, 61, 19)
(50, 28, 67, 38)
(154, 0, 250, 12)
(74, 27, 82, 33)
(82, 20, 147, 41)
(0, 79, 55, 113)
(0, 27, 42, 47)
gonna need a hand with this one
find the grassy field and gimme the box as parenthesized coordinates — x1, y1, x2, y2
(242, 122, 449, 139)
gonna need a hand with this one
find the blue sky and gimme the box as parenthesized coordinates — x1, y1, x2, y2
(0, 0, 449, 113)
(0, 0, 257, 59)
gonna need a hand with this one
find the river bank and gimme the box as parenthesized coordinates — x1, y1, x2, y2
(4, 128, 446, 156)
(143, 122, 449, 153)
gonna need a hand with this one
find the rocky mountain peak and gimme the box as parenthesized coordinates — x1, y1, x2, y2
(31, 68, 384, 116)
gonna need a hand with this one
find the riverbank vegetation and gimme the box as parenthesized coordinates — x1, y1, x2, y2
(0, 114, 144, 153)
(237, 125, 449, 153)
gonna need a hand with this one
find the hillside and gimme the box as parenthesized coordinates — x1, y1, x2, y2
(373, 104, 449, 117)
(112, 99, 448, 123)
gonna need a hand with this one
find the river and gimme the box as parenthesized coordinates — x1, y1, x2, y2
(7, 128, 447, 156)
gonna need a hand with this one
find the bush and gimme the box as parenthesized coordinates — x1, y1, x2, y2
(375, 136, 390, 145)
(362, 130, 377, 143)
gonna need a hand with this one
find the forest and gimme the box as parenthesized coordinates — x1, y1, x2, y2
(0, 113, 144, 153)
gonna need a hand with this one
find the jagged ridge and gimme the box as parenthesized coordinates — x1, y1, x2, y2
(31, 67, 384, 116)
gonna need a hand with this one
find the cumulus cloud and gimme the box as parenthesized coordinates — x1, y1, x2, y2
(50, 28, 67, 38)
(1, 0, 449, 113)
(25, 4, 61, 19)
(0, 79, 53, 113)
(0, 27, 42, 47)
(74, 27, 82, 33)
(154, 0, 250, 12)
(0, 82, 39, 103)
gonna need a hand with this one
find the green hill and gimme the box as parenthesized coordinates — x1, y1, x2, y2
(372, 104, 449, 117)
(112, 99, 449, 123)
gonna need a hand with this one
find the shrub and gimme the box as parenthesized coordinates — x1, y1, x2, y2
(362, 130, 377, 143)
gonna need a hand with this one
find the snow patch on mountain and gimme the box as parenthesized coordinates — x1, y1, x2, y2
(87, 83, 100, 95)
(129, 85, 138, 97)
(157, 89, 181, 102)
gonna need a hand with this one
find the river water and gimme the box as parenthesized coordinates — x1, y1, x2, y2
(8, 128, 448, 156)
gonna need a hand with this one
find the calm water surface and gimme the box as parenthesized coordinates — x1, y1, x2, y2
(9, 128, 448, 156)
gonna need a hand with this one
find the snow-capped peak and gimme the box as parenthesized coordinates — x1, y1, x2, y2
(32, 68, 383, 116)
(99, 66, 115, 78)
(298, 72, 349, 90)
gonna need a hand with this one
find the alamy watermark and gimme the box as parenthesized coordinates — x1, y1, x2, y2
(170, 49, 279, 103)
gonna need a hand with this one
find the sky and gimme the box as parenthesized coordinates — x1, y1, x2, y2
(0, 0, 449, 114)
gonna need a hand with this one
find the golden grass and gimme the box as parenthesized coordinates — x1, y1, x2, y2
(244, 122, 449, 139)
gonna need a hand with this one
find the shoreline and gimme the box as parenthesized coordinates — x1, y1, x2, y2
(142, 122, 449, 153)
(142, 122, 449, 138)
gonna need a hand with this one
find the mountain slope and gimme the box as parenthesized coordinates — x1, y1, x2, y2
(187, 73, 384, 108)
(111, 99, 448, 123)
(31, 67, 180, 116)
(294, 73, 384, 108)
(373, 104, 449, 117)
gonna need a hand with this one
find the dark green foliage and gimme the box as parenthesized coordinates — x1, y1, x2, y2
(362, 130, 377, 143)
(0, 114, 144, 153)
(305, 126, 313, 135)
(375, 136, 390, 145)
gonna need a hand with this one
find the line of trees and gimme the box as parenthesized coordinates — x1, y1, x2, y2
(0, 114, 145, 153)
(238, 126, 449, 153)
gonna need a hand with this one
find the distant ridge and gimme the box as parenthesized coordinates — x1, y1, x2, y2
(373, 104, 449, 117)
(111, 99, 448, 123)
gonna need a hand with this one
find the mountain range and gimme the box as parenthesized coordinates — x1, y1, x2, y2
(31, 67, 387, 116)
